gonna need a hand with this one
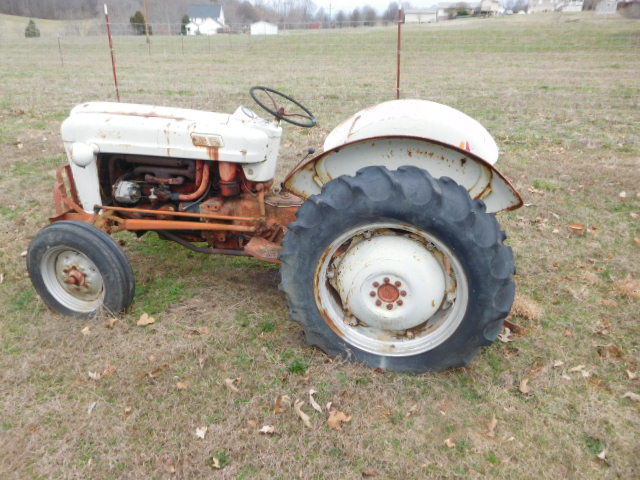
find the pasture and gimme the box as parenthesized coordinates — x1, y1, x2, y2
(0, 12, 639, 479)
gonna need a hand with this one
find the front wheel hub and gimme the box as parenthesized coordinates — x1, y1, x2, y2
(334, 235, 446, 331)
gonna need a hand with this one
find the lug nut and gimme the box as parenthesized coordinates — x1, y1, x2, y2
(386, 304, 393, 310)
(400, 291, 407, 297)
(370, 291, 376, 297)
(383, 277, 390, 283)
(375, 300, 382, 307)
(397, 300, 403, 306)
(373, 281, 380, 288)
(395, 281, 401, 287)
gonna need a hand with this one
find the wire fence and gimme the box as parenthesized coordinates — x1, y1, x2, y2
(1, 14, 638, 162)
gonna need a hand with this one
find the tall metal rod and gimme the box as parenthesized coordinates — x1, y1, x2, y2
(143, 0, 151, 56)
(104, 4, 120, 102)
(396, 8, 405, 100)
(57, 35, 64, 67)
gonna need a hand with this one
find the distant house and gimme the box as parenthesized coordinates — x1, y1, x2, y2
(558, 0, 584, 11)
(595, 0, 618, 13)
(404, 9, 438, 23)
(250, 21, 278, 35)
(186, 5, 225, 35)
(529, 0, 584, 12)
(528, 0, 557, 12)
(480, 0, 502, 15)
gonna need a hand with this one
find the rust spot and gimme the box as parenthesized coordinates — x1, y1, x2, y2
(378, 284, 399, 303)
(205, 146, 219, 162)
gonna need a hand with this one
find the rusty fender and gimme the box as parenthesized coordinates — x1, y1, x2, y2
(283, 136, 523, 214)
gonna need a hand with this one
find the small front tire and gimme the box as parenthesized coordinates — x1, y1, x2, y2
(27, 221, 135, 317)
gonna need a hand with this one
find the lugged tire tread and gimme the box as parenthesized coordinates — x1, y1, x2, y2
(280, 166, 515, 372)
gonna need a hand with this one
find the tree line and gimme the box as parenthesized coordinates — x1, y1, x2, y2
(1, 1, 412, 26)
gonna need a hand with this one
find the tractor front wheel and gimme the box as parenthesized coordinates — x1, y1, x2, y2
(27, 221, 135, 317)
(280, 166, 515, 373)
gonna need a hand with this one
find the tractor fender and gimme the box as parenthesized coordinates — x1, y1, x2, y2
(283, 135, 523, 213)
(323, 99, 500, 165)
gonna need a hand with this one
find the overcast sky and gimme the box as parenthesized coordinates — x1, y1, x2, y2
(311, 1, 406, 14)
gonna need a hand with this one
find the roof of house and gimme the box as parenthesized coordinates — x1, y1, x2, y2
(188, 5, 222, 19)
(405, 9, 439, 14)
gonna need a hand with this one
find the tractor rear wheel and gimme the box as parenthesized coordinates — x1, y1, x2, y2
(280, 166, 515, 373)
(27, 221, 135, 317)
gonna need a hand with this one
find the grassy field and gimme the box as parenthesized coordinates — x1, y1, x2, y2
(0, 12, 639, 479)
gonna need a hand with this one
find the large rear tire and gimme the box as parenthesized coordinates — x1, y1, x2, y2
(27, 221, 135, 318)
(280, 166, 515, 373)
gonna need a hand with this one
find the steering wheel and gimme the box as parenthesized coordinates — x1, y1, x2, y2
(249, 86, 317, 128)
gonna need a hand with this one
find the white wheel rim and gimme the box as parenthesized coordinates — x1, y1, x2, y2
(40, 246, 104, 313)
(315, 223, 469, 356)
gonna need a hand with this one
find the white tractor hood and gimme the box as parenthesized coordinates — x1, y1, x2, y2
(61, 102, 282, 179)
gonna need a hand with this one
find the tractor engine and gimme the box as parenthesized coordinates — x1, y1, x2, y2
(97, 154, 293, 251)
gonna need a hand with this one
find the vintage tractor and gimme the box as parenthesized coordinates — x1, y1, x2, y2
(27, 87, 523, 373)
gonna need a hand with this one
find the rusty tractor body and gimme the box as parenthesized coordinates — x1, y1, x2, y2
(28, 87, 523, 372)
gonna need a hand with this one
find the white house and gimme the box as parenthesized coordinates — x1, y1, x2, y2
(404, 9, 438, 23)
(250, 21, 278, 35)
(558, 0, 584, 11)
(480, 0, 502, 15)
(528, 0, 557, 12)
(595, 0, 618, 13)
(186, 5, 225, 35)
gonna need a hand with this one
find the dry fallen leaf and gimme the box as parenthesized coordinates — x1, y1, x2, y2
(104, 318, 118, 329)
(552, 360, 565, 368)
(258, 425, 279, 435)
(81, 326, 91, 336)
(596, 344, 623, 360)
(622, 392, 640, 402)
(175, 381, 188, 390)
(195, 426, 208, 439)
(327, 407, 352, 430)
(569, 365, 586, 373)
(486, 415, 498, 438)
(498, 327, 513, 343)
(405, 404, 419, 418)
(87, 401, 97, 415)
(274, 395, 291, 414)
(568, 223, 585, 235)
(294, 400, 312, 428)
(519, 378, 532, 395)
(626, 370, 638, 380)
(597, 449, 606, 461)
(123, 407, 132, 416)
(208, 456, 221, 469)
(88, 371, 101, 381)
(224, 378, 240, 393)
(362, 468, 379, 477)
(444, 438, 456, 448)
(146, 363, 169, 379)
(137, 313, 155, 326)
(518, 376, 533, 391)
(601, 298, 617, 308)
(102, 365, 117, 377)
(309, 389, 323, 413)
